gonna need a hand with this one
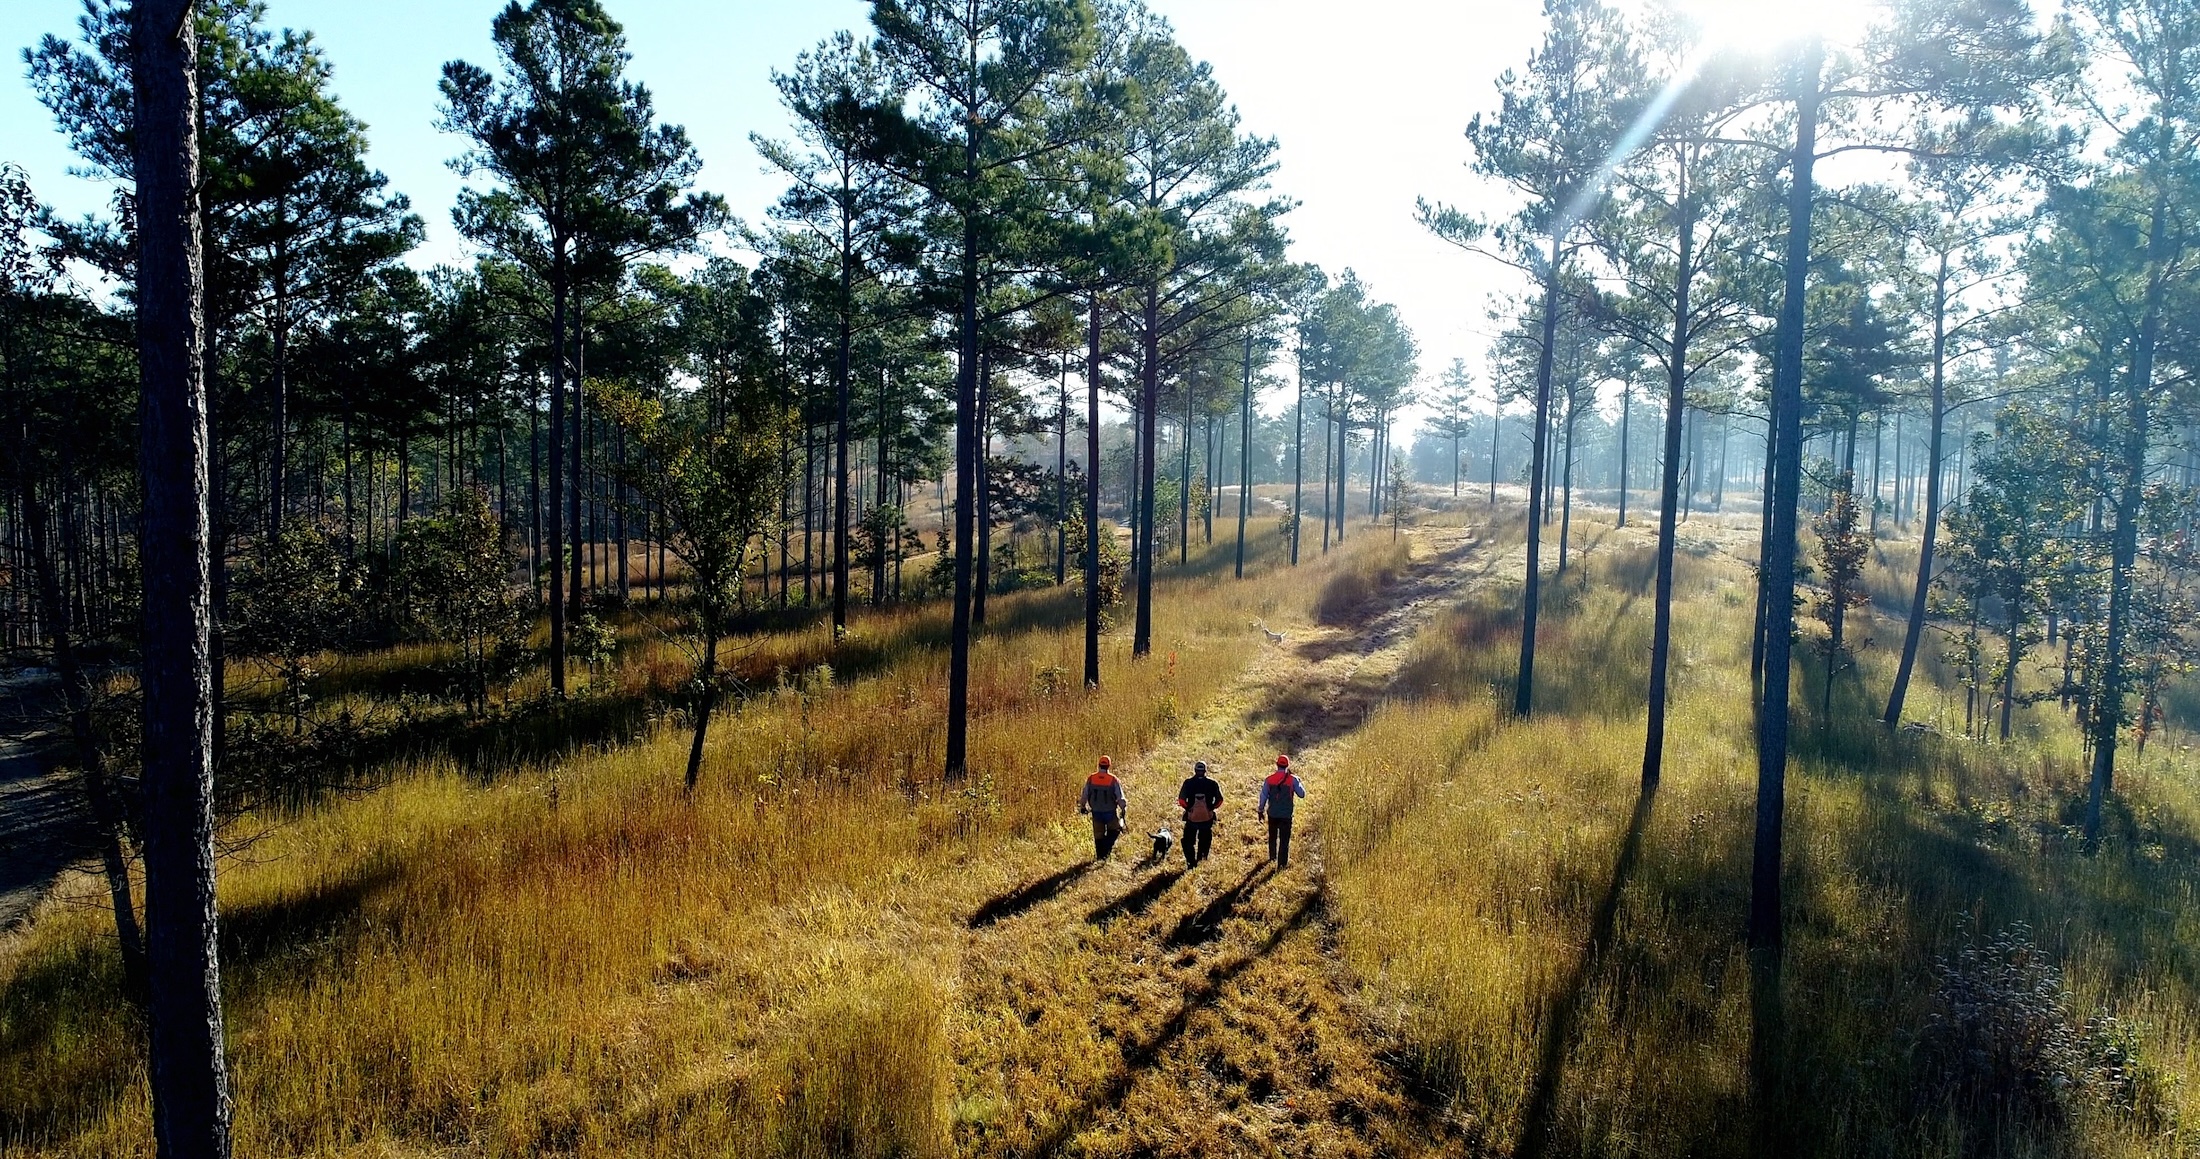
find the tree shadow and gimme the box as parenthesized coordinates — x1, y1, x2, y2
(221, 859, 405, 1003)
(967, 860, 1100, 929)
(1516, 788, 1658, 1159)
(1165, 861, 1274, 948)
(1032, 883, 1325, 1157)
(1085, 869, 1184, 928)
(0, 855, 400, 1145)
(1246, 668, 1388, 754)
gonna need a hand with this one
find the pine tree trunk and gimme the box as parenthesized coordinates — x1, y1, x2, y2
(1884, 254, 1950, 728)
(568, 317, 586, 624)
(1133, 284, 1160, 657)
(975, 352, 992, 624)
(1751, 42, 1821, 959)
(132, 2, 234, 1147)
(831, 228, 853, 634)
(1290, 346, 1304, 564)
(1084, 299, 1103, 688)
(944, 160, 980, 782)
(1236, 336, 1251, 580)
(1516, 229, 1563, 718)
(547, 274, 568, 695)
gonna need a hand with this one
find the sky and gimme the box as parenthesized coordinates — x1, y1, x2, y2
(0, 0, 1550, 441)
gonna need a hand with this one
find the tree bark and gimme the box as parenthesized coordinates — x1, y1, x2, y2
(547, 274, 568, 696)
(1751, 41, 1820, 959)
(1084, 299, 1103, 688)
(1133, 283, 1160, 656)
(1516, 227, 1563, 718)
(1883, 253, 1949, 728)
(1290, 338, 1305, 564)
(831, 218, 853, 634)
(944, 148, 980, 780)
(568, 313, 586, 623)
(684, 627, 719, 792)
(1236, 335, 1251, 579)
(1642, 160, 1696, 792)
(132, 1, 234, 1150)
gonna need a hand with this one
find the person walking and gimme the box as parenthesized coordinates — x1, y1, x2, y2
(1079, 755, 1128, 860)
(1176, 760, 1224, 868)
(1257, 754, 1306, 868)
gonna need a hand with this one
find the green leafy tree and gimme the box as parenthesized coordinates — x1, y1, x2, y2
(389, 490, 529, 716)
(231, 519, 356, 729)
(1810, 473, 1873, 723)
(1105, 13, 1292, 655)
(869, 0, 1095, 780)
(595, 378, 792, 792)
(2035, 0, 2200, 846)
(1940, 409, 2090, 742)
(1427, 358, 1477, 498)
(756, 31, 918, 635)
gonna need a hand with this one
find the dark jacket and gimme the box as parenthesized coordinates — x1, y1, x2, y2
(1177, 773, 1223, 823)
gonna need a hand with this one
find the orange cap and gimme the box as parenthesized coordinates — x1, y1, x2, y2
(1097, 755, 1112, 769)
(1275, 754, 1291, 768)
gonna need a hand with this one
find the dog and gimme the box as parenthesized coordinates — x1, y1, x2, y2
(1150, 826, 1173, 862)
(1252, 619, 1287, 646)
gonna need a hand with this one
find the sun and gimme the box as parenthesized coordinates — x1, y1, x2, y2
(1675, 0, 1879, 53)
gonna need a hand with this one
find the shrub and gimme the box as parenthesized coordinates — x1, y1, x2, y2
(387, 488, 530, 714)
(1916, 922, 2163, 1128)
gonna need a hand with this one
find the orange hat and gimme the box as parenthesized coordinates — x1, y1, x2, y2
(1097, 755, 1112, 769)
(1275, 754, 1290, 768)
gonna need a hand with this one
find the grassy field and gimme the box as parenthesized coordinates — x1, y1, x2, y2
(1328, 512, 2200, 1157)
(3, 502, 2197, 1157)
(0, 524, 1371, 1156)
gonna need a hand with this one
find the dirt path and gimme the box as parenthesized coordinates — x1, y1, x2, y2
(0, 670, 77, 931)
(951, 525, 1505, 1157)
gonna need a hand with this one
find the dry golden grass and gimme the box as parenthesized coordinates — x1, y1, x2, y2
(0, 526, 1354, 1157)
(8, 506, 2198, 1159)
(1328, 513, 2200, 1157)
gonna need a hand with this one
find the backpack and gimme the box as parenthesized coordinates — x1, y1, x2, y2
(1186, 795, 1214, 824)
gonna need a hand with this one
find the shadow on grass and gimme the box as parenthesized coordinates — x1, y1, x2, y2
(0, 856, 404, 1146)
(0, 935, 137, 1145)
(222, 859, 404, 1003)
(1032, 883, 1324, 1158)
(1247, 667, 1390, 754)
(1165, 862, 1274, 948)
(967, 861, 1100, 929)
(1516, 788, 1658, 1159)
(1085, 870, 1184, 927)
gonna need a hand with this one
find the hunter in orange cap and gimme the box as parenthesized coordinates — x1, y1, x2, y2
(1078, 755, 1127, 859)
(1258, 755, 1306, 867)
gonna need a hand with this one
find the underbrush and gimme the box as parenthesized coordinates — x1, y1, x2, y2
(0, 528, 1349, 1156)
(1327, 518, 2200, 1157)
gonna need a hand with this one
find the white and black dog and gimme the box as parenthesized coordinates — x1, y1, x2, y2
(1150, 825, 1173, 862)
